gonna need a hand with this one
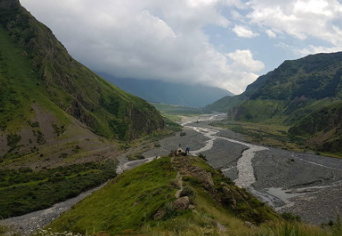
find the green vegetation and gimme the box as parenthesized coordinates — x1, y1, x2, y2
(48, 157, 177, 235)
(163, 117, 182, 132)
(151, 103, 206, 117)
(212, 121, 307, 152)
(0, 2, 164, 141)
(206, 52, 342, 155)
(47, 155, 335, 236)
(0, 161, 116, 218)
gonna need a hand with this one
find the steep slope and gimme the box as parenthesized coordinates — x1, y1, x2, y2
(218, 52, 342, 152)
(205, 72, 271, 112)
(99, 73, 233, 108)
(0, 0, 164, 160)
(48, 155, 279, 235)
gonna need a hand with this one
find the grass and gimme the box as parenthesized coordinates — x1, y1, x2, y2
(48, 157, 177, 235)
(211, 120, 342, 159)
(0, 4, 164, 141)
(0, 161, 117, 218)
(44, 156, 338, 236)
(211, 120, 307, 151)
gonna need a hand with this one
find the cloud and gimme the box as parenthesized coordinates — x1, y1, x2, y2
(227, 50, 265, 72)
(20, 0, 262, 94)
(298, 45, 342, 56)
(233, 25, 259, 38)
(247, 0, 342, 46)
(265, 29, 277, 38)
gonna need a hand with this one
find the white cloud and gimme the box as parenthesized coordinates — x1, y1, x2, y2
(233, 25, 259, 38)
(247, 0, 342, 46)
(265, 29, 276, 38)
(21, 0, 258, 94)
(227, 50, 265, 72)
(298, 45, 342, 56)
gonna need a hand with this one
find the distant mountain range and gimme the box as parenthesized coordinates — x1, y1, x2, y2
(98, 73, 234, 108)
(207, 51, 342, 153)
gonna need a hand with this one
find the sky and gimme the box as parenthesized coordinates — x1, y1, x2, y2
(21, 0, 342, 95)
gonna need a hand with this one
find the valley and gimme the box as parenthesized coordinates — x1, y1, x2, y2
(2, 113, 342, 235)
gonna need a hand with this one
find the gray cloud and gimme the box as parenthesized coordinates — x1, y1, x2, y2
(21, 0, 264, 94)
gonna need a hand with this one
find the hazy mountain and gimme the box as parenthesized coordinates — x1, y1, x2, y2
(98, 73, 234, 108)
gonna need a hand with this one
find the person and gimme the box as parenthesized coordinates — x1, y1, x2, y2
(188, 146, 190, 155)
(185, 147, 189, 156)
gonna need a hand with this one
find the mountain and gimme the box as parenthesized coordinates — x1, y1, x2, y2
(98, 73, 234, 108)
(0, 0, 164, 162)
(208, 51, 342, 152)
(48, 155, 280, 235)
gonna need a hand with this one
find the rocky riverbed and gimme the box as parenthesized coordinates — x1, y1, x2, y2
(2, 113, 342, 235)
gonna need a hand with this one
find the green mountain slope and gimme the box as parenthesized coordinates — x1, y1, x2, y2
(48, 155, 279, 235)
(212, 51, 342, 152)
(0, 0, 164, 158)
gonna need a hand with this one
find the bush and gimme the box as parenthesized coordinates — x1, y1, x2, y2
(198, 153, 207, 161)
(154, 143, 161, 148)
(7, 134, 21, 148)
(59, 153, 68, 158)
(180, 186, 196, 198)
(281, 212, 301, 223)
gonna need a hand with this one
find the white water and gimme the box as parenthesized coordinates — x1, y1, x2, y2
(183, 117, 269, 189)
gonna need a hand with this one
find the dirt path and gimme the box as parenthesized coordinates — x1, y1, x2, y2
(175, 172, 183, 198)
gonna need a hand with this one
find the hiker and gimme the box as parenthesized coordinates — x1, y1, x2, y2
(185, 147, 189, 156)
(188, 146, 190, 155)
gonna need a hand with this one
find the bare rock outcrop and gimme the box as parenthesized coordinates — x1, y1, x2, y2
(173, 196, 190, 210)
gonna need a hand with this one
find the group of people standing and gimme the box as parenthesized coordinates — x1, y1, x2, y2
(179, 143, 190, 156)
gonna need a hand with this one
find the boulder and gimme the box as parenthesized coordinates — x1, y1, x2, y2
(173, 196, 190, 210)
(244, 221, 256, 228)
(154, 209, 166, 220)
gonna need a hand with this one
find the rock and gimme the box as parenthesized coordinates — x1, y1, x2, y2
(122, 229, 134, 234)
(244, 221, 256, 228)
(222, 187, 237, 208)
(132, 201, 139, 207)
(189, 204, 196, 209)
(93, 231, 110, 236)
(154, 209, 166, 220)
(173, 196, 190, 210)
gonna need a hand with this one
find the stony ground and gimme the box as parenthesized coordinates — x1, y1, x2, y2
(2, 113, 342, 235)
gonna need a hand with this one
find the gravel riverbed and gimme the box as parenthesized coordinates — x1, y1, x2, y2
(2, 114, 342, 234)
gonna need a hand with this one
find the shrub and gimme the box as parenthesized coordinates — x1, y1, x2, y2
(28, 121, 39, 128)
(281, 212, 302, 223)
(180, 186, 196, 198)
(59, 153, 68, 159)
(7, 134, 21, 148)
(198, 153, 207, 161)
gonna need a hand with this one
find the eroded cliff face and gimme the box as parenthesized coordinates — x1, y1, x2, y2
(127, 107, 164, 139)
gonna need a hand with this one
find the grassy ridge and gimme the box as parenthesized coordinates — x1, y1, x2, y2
(45, 156, 338, 236)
